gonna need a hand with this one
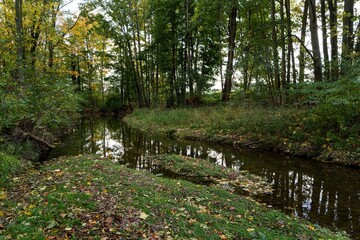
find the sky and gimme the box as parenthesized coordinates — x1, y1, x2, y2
(63, 0, 83, 13)
(65, 0, 360, 19)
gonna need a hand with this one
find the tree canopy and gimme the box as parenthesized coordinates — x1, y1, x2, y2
(1, 0, 359, 128)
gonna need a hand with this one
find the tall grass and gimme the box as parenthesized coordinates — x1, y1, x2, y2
(126, 95, 359, 162)
(130, 105, 300, 137)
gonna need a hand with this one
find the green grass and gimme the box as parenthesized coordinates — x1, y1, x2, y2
(0, 155, 349, 239)
(0, 152, 24, 187)
(125, 104, 359, 165)
(153, 154, 273, 195)
(127, 105, 300, 137)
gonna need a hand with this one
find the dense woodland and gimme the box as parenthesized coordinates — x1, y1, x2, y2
(0, 1, 359, 238)
(0, 0, 359, 138)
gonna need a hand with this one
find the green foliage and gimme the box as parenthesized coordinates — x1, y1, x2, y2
(101, 92, 124, 113)
(0, 152, 22, 187)
(0, 71, 81, 132)
(230, 88, 273, 107)
(202, 91, 222, 105)
(126, 95, 359, 164)
(307, 79, 359, 150)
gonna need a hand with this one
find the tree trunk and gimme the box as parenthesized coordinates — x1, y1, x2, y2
(308, 0, 323, 82)
(355, 22, 360, 55)
(299, 0, 309, 83)
(15, 0, 24, 83)
(134, 3, 148, 107)
(167, 10, 177, 107)
(185, 0, 194, 99)
(132, 15, 145, 107)
(341, 0, 354, 75)
(286, 0, 296, 84)
(126, 38, 144, 107)
(327, 0, 338, 81)
(280, 0, 286, 89)
(321, 0, 330, 81)
(271, 0, 280, 90)
(222, 0, 237, 101)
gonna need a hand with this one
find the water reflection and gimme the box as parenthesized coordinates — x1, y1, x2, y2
(50, 117, 360, 238)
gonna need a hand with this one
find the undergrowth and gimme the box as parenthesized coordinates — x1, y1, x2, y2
(126, 79, 360, 164)
(0, 152, 23, 187)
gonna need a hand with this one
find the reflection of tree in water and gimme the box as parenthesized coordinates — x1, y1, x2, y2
(50, 117, 360, 238)
(259, 163, 360, 235)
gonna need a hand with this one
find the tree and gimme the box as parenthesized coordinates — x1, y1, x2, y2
(285, 0, 296, 84)
(271, 0, 280, 90)
(1, 0, 82, 133)
(299, 0, 309, 83)
(320, 0, 330, 81)
(327, 0, 338, 81)
(341, 0, 355, 75)
(222, 0, 237, 101)
(15, 0, 24, 83)
(308, 0, 323, 82)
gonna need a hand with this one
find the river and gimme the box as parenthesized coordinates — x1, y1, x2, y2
(49, 117, 360, 239)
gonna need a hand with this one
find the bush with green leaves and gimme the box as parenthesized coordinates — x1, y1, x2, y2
(306, 79, 360, 150)
(0, 71, 82, 132)
(102, 92, 125, 113)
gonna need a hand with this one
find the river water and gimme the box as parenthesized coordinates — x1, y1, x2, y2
(50, 117, 360, 238)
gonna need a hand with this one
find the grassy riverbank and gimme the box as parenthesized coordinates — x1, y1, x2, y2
(0, 154, 348, 239)
(124, 104, 359, 166)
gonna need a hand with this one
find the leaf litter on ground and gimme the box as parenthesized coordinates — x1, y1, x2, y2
(0, 154, 349, 239)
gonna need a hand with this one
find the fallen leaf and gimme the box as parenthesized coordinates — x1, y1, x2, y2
(188, 219, 197, 224)
(0, 192, 6, 200)
(24, 211, 32, 216)
(139, 211, 149, 220)
(45, 220, 58, 230)
(89, 220, 97, 225)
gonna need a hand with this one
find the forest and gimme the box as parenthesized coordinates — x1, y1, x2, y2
(0, 0, 359, 113)
(1, 0, 359, 162)
(0, 0, 359, 239)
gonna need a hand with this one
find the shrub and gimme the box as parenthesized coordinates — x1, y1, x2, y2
(102, 93, 124, 113)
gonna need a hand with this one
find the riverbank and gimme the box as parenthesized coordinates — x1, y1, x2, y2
(124, 105, 360, 167)
(0, 154, 348, 239)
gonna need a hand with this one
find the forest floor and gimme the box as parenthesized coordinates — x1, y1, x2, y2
(124, 105, 360, 167)
(0, 154, 349, 239)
